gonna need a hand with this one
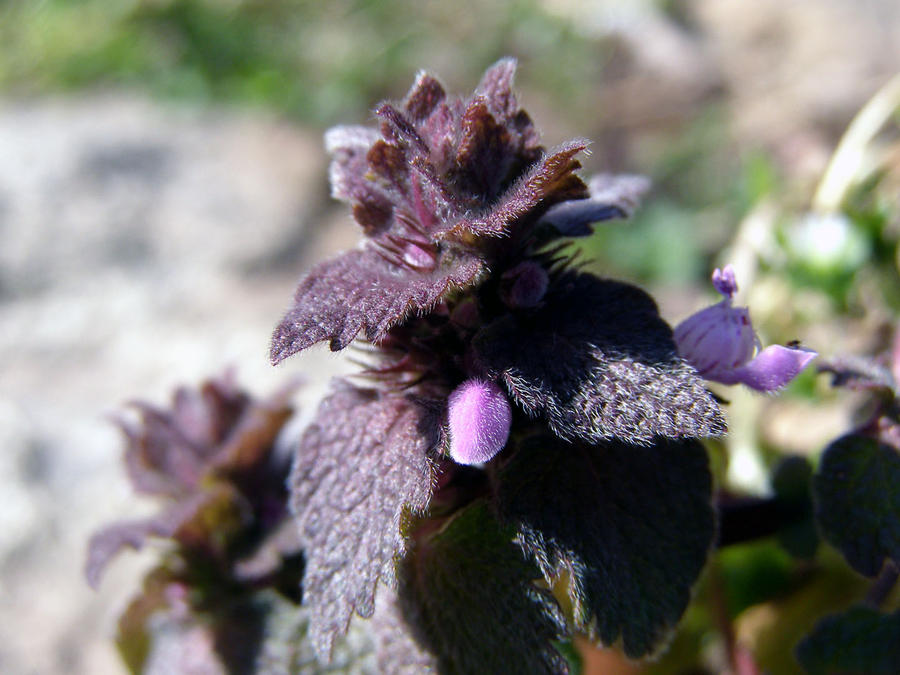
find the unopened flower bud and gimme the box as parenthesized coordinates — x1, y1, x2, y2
(501, 261, 549, 308)
(446, 378, 512, 465)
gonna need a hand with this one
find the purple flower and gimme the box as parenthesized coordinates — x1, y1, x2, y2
(447, 378, 512, 465)
(674, 265, 817, 391)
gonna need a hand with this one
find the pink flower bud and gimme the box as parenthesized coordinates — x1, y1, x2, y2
(501, 261, 549, 308)
(447, 379, 512, 465)
(674, 265, 817, 391)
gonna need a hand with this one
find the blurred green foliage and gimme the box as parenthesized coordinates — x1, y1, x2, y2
(0, 0, 602, 126)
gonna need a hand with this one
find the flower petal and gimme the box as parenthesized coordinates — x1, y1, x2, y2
(674, 302, 756, 381)
(730, 345, 818, 391)
(536, 173, 651, 237)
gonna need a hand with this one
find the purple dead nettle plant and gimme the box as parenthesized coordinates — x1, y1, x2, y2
(270, 59, 738, 672)
(81, 59, 826, 674)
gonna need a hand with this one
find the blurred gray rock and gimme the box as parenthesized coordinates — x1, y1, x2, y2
(0, 95, 357, 675)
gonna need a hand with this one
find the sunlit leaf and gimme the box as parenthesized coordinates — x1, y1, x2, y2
(495, 434, 714, 658)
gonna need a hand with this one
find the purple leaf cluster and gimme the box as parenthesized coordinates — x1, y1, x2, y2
(273, 60, 730, 669)
(86, 374, 305, 673)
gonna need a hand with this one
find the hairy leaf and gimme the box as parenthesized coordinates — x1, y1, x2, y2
(393, 501, 568, 675)
(475, 57, 541, 152)
(473, 271, 726, 444)
(495, 434, 714, 658)
(404, 71, 446, 122)
(813, 434, 900, 576)
(325, 125, 394, 234)
(270, 248, 483, 362)
(796, 606, 900, 674)
(453, 141, 589, 238)
(290, 384, 438, 659)
(476, 57, 519, 121)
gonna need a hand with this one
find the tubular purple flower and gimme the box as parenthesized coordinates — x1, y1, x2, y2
(447, 378, 512, 465)
(674, 265, 817, 391)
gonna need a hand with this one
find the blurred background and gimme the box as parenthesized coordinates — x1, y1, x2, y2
(1, 0, 898, 673)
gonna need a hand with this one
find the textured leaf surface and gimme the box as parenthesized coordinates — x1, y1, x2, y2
(813, 434, 900, 576)
(495, 434, 714, 658)
(394, 501, 568, 675)
(473, 271, 726, 444)
(290, 384, 438, 659)
(796, 606, 900, 675)
(270, 248, 483, 361)
(454, 141, 588, 237)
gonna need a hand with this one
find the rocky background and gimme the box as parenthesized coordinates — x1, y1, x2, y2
(1, 1, 898, 673)
(0, 97, 360, 673)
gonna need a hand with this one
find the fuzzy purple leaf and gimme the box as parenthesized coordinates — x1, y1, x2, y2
(476, 57, 518, 118)
(495, 434, 714, 658)
(452, 141, 589, 238)
(325, 125, 394, 235)
(271, 60, 599, 363)
(290, 383, 439, 660)
(86, 512, 183, 590)
(473, 271, 726, 445)
(270, 248, 484, 361)
(403, 71, 446, 121)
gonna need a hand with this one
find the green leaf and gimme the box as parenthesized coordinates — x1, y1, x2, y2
(773, 456, 819, 559)
(813, 434, 900, 576)
(391, 501, 569, 675)
(796, 606, 900, 674)
(495, 434, 714, 658)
